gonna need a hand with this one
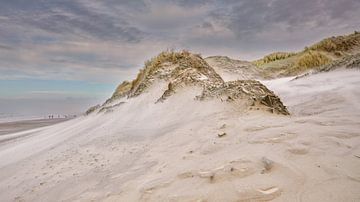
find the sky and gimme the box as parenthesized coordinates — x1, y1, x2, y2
(0, 0, 359, 117)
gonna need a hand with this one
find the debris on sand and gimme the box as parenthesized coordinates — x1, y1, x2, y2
(261, 157, 274, 173)
(198, 80, 290, 115)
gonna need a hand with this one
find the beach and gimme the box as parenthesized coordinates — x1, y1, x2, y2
(0, 118, 71, 137)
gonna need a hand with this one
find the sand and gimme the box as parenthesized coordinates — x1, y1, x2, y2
(0, 118, 71, 136)
(0, 69, 359, 201)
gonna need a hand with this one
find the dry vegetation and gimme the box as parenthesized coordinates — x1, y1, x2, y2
(253, 32, 360, 77)
(254, 52, 296, 66)
(129, 50, 209, 96)
(85, 104, 100, 115)
(309, 31, 360, 52)
(270, 50, 333, 76)
(296, 51, 332, 69)
(131, 51, 189, 91)
(109, 50, 207, 100)
(110, 81, 132, 99)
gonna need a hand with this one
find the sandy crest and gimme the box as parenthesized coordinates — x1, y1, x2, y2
(0, 70, 359, 202)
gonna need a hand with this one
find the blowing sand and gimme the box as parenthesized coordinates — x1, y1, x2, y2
(0, 118, 71, 137)
(0, 70, 359, 201)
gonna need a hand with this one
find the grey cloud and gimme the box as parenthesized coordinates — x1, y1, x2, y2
(188, 0, 359, 54)
(0, 0, 359, 83)
(0, 0, 145, 43)
(171, 0, 210, 7)
(199, 22, 213, 29)
(0, 44, 13, 50)
(210, 0, 360, 37)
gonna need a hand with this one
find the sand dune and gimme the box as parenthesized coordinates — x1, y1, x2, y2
(0, 69, 359, 201)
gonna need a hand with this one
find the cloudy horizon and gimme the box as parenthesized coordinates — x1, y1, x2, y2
(1, 0, 359, 117)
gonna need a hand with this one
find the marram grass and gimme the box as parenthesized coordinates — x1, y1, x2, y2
(254, 52, 296, 66)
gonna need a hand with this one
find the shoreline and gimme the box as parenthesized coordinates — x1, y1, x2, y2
(0, 118, 72, 136)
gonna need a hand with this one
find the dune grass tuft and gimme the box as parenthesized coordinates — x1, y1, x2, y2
(111, 81, 132, 99)
(295, 51, 332, 71)
(108, 50, 208, 100)
(130, 50, 192, 92)
(254, 52, 296, 66)
(309, 31, 360, 52)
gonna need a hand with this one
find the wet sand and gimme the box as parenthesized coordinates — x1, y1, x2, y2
(0, 118, 72, 136)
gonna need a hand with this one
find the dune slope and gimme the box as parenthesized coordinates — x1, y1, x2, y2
(207, 32, 360, 80)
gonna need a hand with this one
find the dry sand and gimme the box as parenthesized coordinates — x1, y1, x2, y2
(0, 118, 71, 136)
(0, 70, 359, 201)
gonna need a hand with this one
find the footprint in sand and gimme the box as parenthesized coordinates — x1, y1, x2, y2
(178, 159, 256, 183)
(199, 141, 224, 155)
(244, 125, 284, 132)
(139, 178, 173, 194)
(237, 186, 281, 201)
(248, 132, 297, 144)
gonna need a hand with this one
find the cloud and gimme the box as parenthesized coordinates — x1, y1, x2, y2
(0, 0, 359, 84)
(0, 44, 13, 50)
(0, 0, 145, 43)
(206, 0, 360, 50)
